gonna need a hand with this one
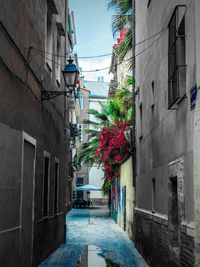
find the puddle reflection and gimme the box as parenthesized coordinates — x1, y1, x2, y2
(77, 245, 120, 267)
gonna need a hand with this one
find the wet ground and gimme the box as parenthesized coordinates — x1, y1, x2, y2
(40, 207, 148, 267)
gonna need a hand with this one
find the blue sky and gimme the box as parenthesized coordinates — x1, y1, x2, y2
(69, 0, 114, 82)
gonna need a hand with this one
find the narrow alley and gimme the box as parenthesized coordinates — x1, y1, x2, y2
(39, 207, 148, 267)
(1, 0, 200, 266)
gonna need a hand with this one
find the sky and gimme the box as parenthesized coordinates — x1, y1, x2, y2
(69, 0, 114, 82)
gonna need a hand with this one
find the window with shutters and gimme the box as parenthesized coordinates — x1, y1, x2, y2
(55, 34, 61, 86)
(168, 5, 186, 108)
(45, 11, 53, 72)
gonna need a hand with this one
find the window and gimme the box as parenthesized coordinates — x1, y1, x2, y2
(43, 152, 50, 217)
(139, 103, 143, 139)
(169, 177, 179, 226)
(151, 81, 155, 108)
(76, 177, 84, 185)
(79, 93, 84, 110)
(54, 160, 59, 214)
(147, 0, 152, 8)
(152, 178, 155, 212)
(78, 124, 83, 142)
(45, 11, 53, 71)
(168, 6, 186, 108)
(55, 34, 61, 86)
(168, 177, 179, 246)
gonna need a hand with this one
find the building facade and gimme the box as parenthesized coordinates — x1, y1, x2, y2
(134, 0, 200, 266)
(0, 0, 76, 266)
(108, 29, 135, 237)
(84, 79, 109, 206)
(74, 83, 90, 202)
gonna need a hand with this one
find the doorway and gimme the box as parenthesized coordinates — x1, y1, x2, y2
(20, 133, 36, 266)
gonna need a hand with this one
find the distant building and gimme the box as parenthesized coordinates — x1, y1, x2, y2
(135, 1, 200, 266)
(84, 78, 109, 206)
(75, 81, 90, 202)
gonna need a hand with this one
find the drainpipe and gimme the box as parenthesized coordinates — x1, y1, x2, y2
(63, 0, 68, 244)
(132, 0, 136, 241)
(193, 0, 200, 265)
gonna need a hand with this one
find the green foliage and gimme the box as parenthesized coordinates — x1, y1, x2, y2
(102, 180, 112, 196)
(78, 138, 99, 167)
(124, 75, 134, 86)
(78, 77, 134, 179)
(107, 0, 133, 63)
(87, 109, 109, 122)
(82, 119, 102, 128)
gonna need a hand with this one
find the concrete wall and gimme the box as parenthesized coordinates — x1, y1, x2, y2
(135, 0, 196, 265)
(0, 0, 69, 266)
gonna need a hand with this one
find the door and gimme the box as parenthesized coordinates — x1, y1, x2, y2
(21, 137, 36, 266)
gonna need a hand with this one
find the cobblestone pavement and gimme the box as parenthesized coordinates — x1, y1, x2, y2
(40, 207, 148, 267)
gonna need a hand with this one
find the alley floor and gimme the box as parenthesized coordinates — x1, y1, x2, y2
(40, 207, 148, 267)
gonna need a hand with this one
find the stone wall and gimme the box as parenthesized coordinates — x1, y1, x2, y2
(134, 209, 194, 267)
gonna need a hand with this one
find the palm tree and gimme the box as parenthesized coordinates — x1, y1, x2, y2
(78, 108, 110, 167)
(78, 86, 133, 166)
(107, 0, 133, 64)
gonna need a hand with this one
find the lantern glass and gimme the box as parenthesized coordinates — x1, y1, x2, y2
(62, 58, 79, 88)
(63, 72, 77, 87)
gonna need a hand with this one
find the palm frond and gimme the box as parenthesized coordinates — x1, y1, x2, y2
(87, 109, 109, 122)
(117, 29, 132, 62)
(112, 14, 132, 36)
(108, 0, 132, 15)
(124, 75, 134, 86)
(84, 129, 100, 135)
(83, 119, 102, 127)
(108, 0, 132, 36)
(78, 138, 100, 167)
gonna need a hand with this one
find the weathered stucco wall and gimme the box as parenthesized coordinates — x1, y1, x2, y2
(0, 0, 69, 266)
(120, 157, 134, 239)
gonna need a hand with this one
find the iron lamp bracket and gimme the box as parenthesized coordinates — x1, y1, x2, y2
(41, 90, 72, 100)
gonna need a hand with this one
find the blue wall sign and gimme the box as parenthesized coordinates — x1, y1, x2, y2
(190, 85, 197, 110)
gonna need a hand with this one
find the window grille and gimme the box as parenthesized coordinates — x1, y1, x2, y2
(168, 5, 186, 108)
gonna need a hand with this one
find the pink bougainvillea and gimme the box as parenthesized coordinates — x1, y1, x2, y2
(94, 121, 131, 187)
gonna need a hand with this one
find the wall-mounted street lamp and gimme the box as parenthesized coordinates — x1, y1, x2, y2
(42, 58, 79, 100)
